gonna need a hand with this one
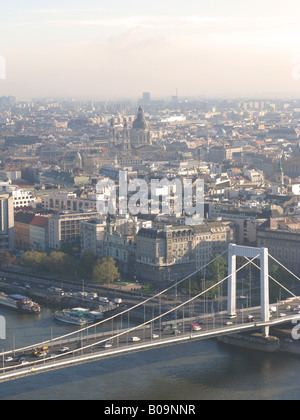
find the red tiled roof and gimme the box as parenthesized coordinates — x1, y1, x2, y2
(30, 216, 49, 228)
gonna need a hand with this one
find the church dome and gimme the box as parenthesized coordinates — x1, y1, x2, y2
(132, 106, 148, 130)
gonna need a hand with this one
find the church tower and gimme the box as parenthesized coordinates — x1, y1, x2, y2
(122, 119, 131, 152)
(109, 118, 117, 148)
(276, 158, 284, 186)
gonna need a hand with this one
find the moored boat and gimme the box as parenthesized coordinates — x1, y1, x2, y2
(0, 292, 40, 314)
(54, 308, 94, 326)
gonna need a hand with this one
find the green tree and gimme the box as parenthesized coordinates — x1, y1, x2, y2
(206, 254, 228, 299)
(79, 250, 98, 279)
(92, 257, 119, 284)
(270, 264, 292, 302)
(0, 251, 17, 268)
(20, 250, 47, 272)
(44, 252, 67, 274)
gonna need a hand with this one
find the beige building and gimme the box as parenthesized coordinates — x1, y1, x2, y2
(105, 231, 136, 278)
(136, 222, 232, 284)
(49, 211, 101, 250)
(42, 192, 97, 212)
(80, 218, 106, 257)
(257, 218, 300, 275)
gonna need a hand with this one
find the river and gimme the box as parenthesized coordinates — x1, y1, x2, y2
(0, 306, 300, 400)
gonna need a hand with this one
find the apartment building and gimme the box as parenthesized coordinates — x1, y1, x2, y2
(257, 218, 300, 275)
(49, 211, 101, 250)
(0, 194, 14, 250)
(80, 218, 106, 257)
(14, 212, 49, 251)
(136, 222, 232, 284)
(105, 231, 136, 278)
(42, 192, 97, 212)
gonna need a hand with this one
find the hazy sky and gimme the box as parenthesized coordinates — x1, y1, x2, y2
(0, 0, 300, 100)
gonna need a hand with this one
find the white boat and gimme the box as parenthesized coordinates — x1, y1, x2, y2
(54, 309, 92, 326)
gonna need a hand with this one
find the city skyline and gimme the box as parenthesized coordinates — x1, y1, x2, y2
(0, 0, 300, 99)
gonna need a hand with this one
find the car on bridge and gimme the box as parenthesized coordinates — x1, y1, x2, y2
(191, 324, 201, 331)
(130, 337, 141, 342)
(58, 347, 70, 353)
(102, 341, 113, 349)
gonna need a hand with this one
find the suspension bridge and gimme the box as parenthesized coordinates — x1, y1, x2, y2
(1, 244, 300, 383)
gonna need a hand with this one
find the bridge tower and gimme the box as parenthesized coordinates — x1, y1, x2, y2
(228, 244, 270, 337)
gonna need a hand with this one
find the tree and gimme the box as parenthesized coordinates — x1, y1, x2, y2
(20, 250, 47, 272)
(270, 264, 292, 302)
(206, 254, 228, 299)
(79, 250, 98, 279)
(92, 258, 119, 284)
(44, 252, 67, 274)
(0, 251, 17, 268)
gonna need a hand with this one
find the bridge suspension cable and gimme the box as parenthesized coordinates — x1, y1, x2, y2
(71, 253, 260, 357)
(0, 253, 259, 369)
(245, 256, 300, 303)
(1, 250, 229, 356)
(268, 254, 300, 284)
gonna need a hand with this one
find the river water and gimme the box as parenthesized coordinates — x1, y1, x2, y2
(1, 306, 300, 400)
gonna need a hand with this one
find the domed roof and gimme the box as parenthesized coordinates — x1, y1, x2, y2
(132, 106, 148, 130)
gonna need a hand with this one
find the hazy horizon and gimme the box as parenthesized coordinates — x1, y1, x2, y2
(0, 0, 300, 100)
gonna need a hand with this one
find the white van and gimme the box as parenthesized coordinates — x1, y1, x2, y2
(130, 336, 141, 342)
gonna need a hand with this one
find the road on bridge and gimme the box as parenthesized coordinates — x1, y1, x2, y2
(1, 296, 300, 382)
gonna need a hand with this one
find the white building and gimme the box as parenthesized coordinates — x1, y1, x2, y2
(11, 189, 35, 209)
(0, 183, 35, 208)
(0, 194, 14, 250)
(80, 218, 107, 257)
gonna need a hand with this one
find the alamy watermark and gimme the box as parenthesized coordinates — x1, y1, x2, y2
(291, 317, 300, 340)
(0, 55, 6, 80)
(0, 316, 6, 340)
(96, 171, 204, 222)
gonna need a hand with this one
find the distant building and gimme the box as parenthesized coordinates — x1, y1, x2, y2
(42, 192, 97, 212)
(142, 92, 151, 106)
(0, 194, 14, 250)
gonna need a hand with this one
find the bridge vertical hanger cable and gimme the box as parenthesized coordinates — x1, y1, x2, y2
(245, 257, 300, 303)
(30, 254, 261, 362)
(268, 254, 300, 284)
(0, 250, 229, 356)
(0, 254, 257, 367)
